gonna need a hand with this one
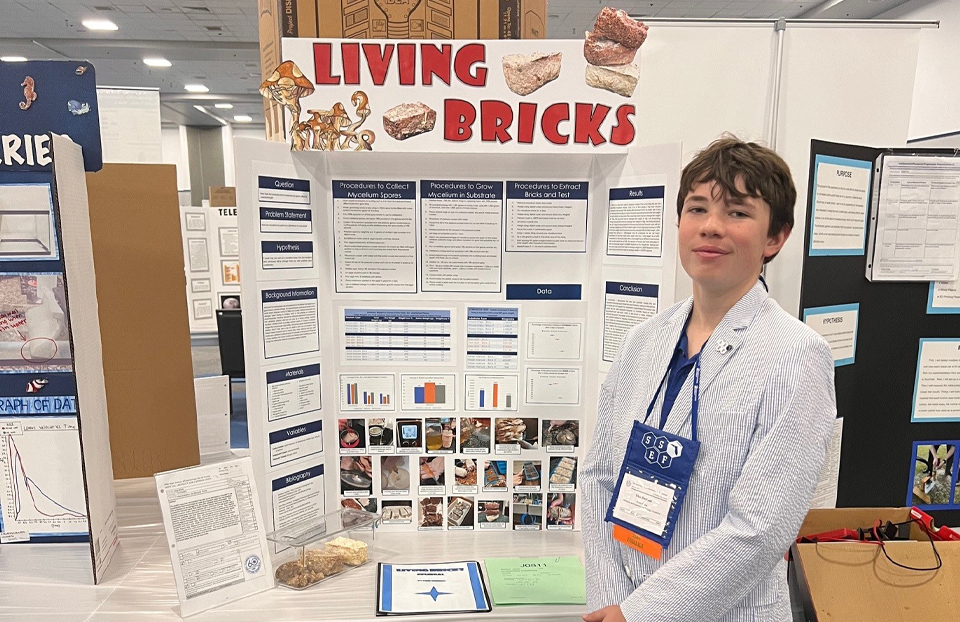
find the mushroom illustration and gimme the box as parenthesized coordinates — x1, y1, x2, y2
(259, 61, 315, 138)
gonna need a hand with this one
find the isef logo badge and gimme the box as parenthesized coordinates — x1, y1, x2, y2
(244, 554, 262, 574)
(642, 432, 683, 468)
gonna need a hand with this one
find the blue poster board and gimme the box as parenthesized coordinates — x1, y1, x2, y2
(0, 60, 101, 172)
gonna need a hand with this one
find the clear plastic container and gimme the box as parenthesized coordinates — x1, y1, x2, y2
(266, 508, 379, 590)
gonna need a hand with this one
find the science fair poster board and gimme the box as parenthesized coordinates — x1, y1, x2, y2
(0, 61, 118, 583)
(800, 139, 960, 526)
(181, 205, 243, 333)
(180, 206, 217, 333)
(235, 37, 679, 544)
(0, 136, 120, 582)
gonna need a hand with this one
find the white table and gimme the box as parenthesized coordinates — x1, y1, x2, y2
(0, 478, 589, 621)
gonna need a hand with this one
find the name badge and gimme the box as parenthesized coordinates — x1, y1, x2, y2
(606, 421, 700, 558)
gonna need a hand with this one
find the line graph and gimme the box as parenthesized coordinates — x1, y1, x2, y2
(0, 417, 88, 535)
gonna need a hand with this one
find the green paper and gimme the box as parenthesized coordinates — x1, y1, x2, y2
(483, 556, 587, 606)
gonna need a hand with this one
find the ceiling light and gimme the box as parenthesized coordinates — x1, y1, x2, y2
(185, 84, 209, 93)
(233, 115, 253, 123)
(82, 19, 118, 31)
(215, 103, 233, 109)
(1, 56, 27, 62)
(144, 57, 171, 67)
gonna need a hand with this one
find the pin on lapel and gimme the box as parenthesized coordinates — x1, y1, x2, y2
(716, 341, 733, 354)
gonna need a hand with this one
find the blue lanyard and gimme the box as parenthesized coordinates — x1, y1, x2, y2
(642, 355, 701, 443)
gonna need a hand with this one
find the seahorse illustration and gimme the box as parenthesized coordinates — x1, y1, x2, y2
(19, 77, 37, 110)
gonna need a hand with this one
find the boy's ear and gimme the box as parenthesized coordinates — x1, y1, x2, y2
(764, 224, 791, 260)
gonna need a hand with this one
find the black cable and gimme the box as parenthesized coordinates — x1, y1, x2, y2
(874, 518, 942, 573)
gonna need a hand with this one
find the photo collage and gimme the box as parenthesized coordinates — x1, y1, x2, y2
(338, 415, 580, 531)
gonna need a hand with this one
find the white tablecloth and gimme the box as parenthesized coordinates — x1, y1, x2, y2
(0, 477, 588, 622)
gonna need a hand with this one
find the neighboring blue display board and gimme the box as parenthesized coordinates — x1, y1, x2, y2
(0, 60, 102, 172)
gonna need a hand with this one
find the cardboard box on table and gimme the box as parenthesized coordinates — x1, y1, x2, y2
(257, 0, 547, 141)
(85, 164, 201, 479)
(789, 507, 960, 620)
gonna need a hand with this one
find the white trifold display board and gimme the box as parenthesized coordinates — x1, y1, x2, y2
(210, 206, 241, 311)
(179, 206, 242, 334)
(235, 137, 680, 542)
(96, 87, 163, 164)
(180, 207, 216, 333)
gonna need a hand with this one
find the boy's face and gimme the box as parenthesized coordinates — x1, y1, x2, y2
(678, 178, 789, 295)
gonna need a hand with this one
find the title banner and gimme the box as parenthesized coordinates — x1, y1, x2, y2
(276, 38, 642, 154)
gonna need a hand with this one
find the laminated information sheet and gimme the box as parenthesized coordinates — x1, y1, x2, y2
(155, 457, 273, 617)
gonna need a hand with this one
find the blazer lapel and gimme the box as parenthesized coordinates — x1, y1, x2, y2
(697, 281, 769, 396)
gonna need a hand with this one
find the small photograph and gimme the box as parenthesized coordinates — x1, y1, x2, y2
(396, 418, 423, 452)
(912, 443, 956, 506)
(425, 417, 457, 453)
(546, 493, 576, 529)
(367, 418, 395, 451)
(419, 456, 446, 488)
(542, 420, 580, 451)
(339, 456, 373, 496)
(459, 417, 491, 453)
(380, 455, 411, 494)
(494, 417, 539, 449)
(478, 499, 509, 527)
(549, 456, 578, 490)
(483, 460, 508, 490)
(341, 497, 378, 514)
(0, 274, 73, 372)
(338, 418, 366, 451)
(220, 295, 240, 310)
(381, 500, 413, 524)
(513, 460, 542, 491)
(221, 260, 240, 285)
(454, 458, 478, 488)
(513, 493, 543, 530)
(419, 496, 444, 529)
(447, 496, 475, 529)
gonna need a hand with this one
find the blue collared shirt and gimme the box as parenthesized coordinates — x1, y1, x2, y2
(659, 328, 700, 430)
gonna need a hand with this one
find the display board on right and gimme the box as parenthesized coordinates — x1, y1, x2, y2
(800, 139, 960, 525)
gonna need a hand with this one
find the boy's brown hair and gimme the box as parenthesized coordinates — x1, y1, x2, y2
(678, 136, 796, 263)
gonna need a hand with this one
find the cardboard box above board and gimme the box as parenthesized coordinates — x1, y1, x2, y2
(209, 185, 237, 207)
(258, 0, 547, 141)
(789, 507, 960, 620)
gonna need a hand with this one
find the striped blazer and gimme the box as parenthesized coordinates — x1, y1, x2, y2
(582, 281, 836, 622)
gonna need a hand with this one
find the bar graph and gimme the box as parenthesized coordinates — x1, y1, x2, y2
(339, 373, 396, 412)
(345, 384, 390, 405)
(400, 374, 455, 411)
(465, 375, 519, 411)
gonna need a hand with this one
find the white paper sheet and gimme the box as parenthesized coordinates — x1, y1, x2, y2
(155, 458, 273, 617)
(421, 181, 503, 293)
(194, 376, 231, 460)
(332, 180, 417, 293)
(803, 304, 859, 367)
(869, 154, 960, 281)
(811, 417, 843, 509)
(912, 338, 960, 422)
(809, 156, 872, 255)
(378, 561, 490, 615)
